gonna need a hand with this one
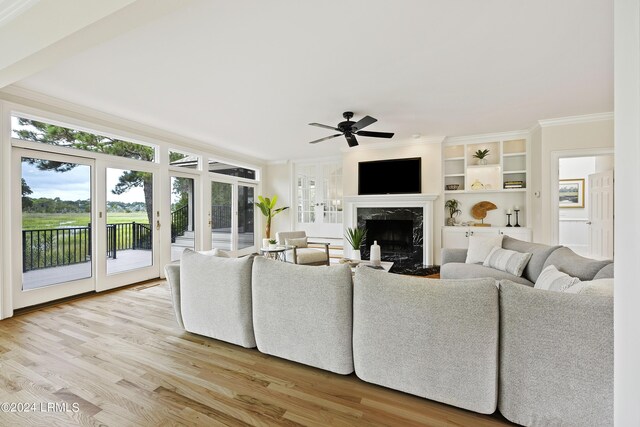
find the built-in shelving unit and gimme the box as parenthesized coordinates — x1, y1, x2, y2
(442, 132, 530, 229)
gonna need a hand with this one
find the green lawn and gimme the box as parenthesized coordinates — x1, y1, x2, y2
(22, 212, 149, 230)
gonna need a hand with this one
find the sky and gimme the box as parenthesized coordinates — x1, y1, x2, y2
(21, 160, 146, 203)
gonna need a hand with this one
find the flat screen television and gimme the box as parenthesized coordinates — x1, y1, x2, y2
(358, 157, 421, 195)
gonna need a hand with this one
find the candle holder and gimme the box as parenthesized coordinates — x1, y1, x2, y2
(514, 209, 521, 227)
(506, 213, 512, 227)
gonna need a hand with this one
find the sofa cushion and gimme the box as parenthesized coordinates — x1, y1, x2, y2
(353, 266, 499, 414)
(285, 237, 308, 248)
(465, 234, 503, 264)
(441, 262, 534, 287)
(501, 236, 562, 283)
(286, 248, 327, 264)
(252, 257, 353, 374)
(594, 262, 614, 279)
(534, 265, 581, 292)
(543, 247, 612, 281)
(498, 280, 613, 427)
(564, 278, 614, 296)
(180, 249, 256, 348)
(483, 247, 532, 277)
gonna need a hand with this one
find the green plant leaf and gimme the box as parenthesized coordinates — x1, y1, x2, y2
(270, 195, 278, 208)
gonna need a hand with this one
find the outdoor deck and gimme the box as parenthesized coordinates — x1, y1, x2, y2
(23, 250, 152, 290)
(23, 231, 255, 290)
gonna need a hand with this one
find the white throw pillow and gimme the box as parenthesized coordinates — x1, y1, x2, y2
(285, 237, 308, 248)
(465, 234, 504, 264)
(563, 278, 613, 296)
(483, 246, 532, 277)
(197, 248, 230, 257)
(535, 265, 581, 292)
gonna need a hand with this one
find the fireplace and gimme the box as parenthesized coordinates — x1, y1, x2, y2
(357, 208, 423, 265)
(343, 193, 438, 268)
(365, 219, 413, 255)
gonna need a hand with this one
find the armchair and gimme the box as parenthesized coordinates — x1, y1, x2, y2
(275, 231, 330, 266)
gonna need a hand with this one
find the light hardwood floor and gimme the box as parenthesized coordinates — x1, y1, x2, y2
(0, 280, 515, 426)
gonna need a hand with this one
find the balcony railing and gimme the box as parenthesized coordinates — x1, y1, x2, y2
(22, 222, 152, 272)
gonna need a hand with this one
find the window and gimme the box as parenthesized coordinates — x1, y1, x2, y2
(208, 160, 256, 179)
(296, 161, 342, 224)
(169, 150, 200, 169)
(11, 116, 156, 162)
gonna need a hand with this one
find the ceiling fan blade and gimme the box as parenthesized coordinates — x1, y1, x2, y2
(356, 130, 394, 138)
(345, 133, 359, 147)
(351, 115, 377, 131)
(309, 134, 341, 144)
(309, 122, 340, 131)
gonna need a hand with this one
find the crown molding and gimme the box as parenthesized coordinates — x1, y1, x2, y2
(538, 112, 614, 128)
(444, 129, 530, 144)
(0, 85, 267, 167)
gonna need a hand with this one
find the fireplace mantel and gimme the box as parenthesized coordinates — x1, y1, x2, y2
(343, 194, 438, 265)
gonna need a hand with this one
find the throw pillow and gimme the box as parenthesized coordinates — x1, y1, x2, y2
(483, 246, 532, 277)
(563, 278, 613, 296)
(285, 237, 308, 248)
(197, 248, 230, 257)
(465, 234, 504, 264)
(535, 265, 581, 292)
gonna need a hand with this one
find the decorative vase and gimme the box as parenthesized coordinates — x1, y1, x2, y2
(352, 249, 361, 261)
(446, 217, 455, 226)
(478, 158, 487, 165)
(370, 241, 381, 266)
(268, 243, 277, 250)
(262, 238, 270, 249)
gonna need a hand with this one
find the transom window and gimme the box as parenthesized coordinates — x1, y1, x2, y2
(11, 115, 156, 162)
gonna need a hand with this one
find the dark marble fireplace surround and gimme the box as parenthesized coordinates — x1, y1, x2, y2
(357, 207, 438, 276)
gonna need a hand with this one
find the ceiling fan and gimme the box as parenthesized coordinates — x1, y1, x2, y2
(308, 111, 394, 147)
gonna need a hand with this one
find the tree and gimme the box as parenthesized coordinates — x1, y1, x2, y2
(21, 178, 33, 209)
(15, 118, 154, 224)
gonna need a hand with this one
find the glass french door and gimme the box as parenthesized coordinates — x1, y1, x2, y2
(170, 174, 197, 261)
(13, 149, 161, 307)
(13, 149, 96, 308)
(210, 179, 256, 255)
(98, 163, 159, 291)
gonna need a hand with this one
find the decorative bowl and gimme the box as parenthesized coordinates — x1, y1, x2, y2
(445, 184, 460, 191)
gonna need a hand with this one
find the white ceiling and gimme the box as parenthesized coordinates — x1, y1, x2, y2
(15, 0, 613, 161)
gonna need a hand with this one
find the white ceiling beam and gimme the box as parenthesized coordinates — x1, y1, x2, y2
(0, 0, 194, 89)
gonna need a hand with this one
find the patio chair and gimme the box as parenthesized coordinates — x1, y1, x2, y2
(275, 231, 330, 266)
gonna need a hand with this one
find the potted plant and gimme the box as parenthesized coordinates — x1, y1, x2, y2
(255, 195, 289, 244)
(473, 149, 490, 165)
(345, 227, 367, 260)
(268, 239, 277, 250)
(445, 199, 462, 226)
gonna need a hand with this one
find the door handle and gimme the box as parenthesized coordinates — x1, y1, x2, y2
(465, 231, 469, 237)
(470, 231, 474, 236)
(156, 220, 161, 230)
(586, 221, 592, 225)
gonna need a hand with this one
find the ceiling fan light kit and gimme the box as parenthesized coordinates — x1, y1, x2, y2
(308, 111, 394, 147)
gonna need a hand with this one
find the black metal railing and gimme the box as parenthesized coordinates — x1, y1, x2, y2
(211, 204, 232, 230)
(171, 205, 189, 243)
(106, 222, 152, 259)
(22, 226, 92, 272)
(23, 222, 152, 272)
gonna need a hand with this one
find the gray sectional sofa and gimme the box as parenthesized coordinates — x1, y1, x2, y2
(441, 235, 614, 285)
(165, 245, 614, 426)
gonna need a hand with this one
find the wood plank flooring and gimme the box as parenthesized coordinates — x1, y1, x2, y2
(0, 280, 515, 426)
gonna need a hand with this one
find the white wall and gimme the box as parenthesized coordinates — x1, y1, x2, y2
(530, 119, 614, 244)
(342, 143, 443, 263)
(614, 0, 640, 424)
(262, 161, 293, 239)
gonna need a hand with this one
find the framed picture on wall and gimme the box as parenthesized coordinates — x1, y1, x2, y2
(559, 178, 585, 208)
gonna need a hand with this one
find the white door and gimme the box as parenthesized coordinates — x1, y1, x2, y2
(588, 170, 614, 259)
(13, 149, 96, 308)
